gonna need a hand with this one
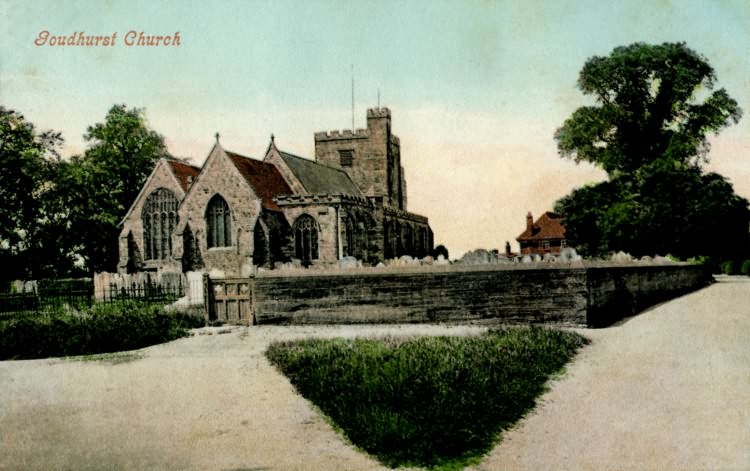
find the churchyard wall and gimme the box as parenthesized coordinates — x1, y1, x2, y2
(250, 262, 711, 327)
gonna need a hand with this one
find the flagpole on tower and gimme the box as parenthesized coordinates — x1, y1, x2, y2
(351, 64, 355, 131)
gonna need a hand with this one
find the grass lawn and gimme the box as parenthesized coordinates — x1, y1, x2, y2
(0, 301, 204, 360)
(266, 326, 589, 470)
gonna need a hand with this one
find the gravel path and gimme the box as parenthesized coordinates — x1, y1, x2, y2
(473, 275, 750, 471)
(1, 277, 748, 470)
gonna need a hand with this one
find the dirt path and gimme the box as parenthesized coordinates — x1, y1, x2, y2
(0, 324, 485, 471)
(1, 277, 748, 470)
(473, 275, 750, 471)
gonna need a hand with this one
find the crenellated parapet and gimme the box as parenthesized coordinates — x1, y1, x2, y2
(314, 128, 369, 141)
(382, 205, 429, 224)
(367, 107, 391, 119)
(275, 193, 371, 207)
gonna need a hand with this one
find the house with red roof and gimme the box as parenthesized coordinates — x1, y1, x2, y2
(117, 108, 433, 276)
(516, 211, 567, 256)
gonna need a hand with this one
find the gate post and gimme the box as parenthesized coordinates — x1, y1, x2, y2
(203, 273, 214, 322)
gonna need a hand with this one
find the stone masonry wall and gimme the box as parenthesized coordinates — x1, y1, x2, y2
(585, 264, 712, 326)
(250, 263, 711, 327)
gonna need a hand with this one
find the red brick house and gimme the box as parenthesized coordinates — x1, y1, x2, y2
(516, 211, 567, 255)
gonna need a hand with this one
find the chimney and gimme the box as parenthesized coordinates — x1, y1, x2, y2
(526, 212, 533, 232)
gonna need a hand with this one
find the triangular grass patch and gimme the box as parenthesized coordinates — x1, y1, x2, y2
(266, 326, 588, 470)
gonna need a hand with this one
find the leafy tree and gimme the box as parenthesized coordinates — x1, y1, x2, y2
(556, 42, 742, 177)
(0, 107, 73, 280)
(64, 105, 171, 273)
(554, 42, 749, 259)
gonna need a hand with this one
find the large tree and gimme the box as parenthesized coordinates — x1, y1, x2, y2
(0, 107, 75, 280)
(64, 105, 171, 273)
(554, 42, 749, 259)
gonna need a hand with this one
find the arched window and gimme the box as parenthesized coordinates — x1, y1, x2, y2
(343, 215, 355, 257)
(293, 214, 318, 264)
(206, 194, 232, 248)
(394, 221, 403, 257)
(142, 188, 179, 260)
(405, 225, 414, 255)
(414, 226, 424, 258)
(253, 220, 269, 268)
(383, 219, 393, 259)
(356, 219, 368, 261)
(181, 224, 204, 272)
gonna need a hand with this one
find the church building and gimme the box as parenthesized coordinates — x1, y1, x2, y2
(118, 108, 433, 276)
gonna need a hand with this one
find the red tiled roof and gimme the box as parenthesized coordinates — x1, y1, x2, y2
(225, 150, 293, 211)
(167, 159, 200, 192)
(516, 212, 566, 241)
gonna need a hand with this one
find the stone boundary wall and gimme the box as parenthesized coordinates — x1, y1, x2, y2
(251, 263, 711, 327)
(585, 264, 712, 326)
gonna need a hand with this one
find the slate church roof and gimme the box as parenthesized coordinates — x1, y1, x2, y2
(277, 150, 364, 198)
(517, 212, 566, 241)
(225, 150, 292, 211)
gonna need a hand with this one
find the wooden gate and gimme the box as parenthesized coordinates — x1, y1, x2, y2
(206, 277, 253, 324)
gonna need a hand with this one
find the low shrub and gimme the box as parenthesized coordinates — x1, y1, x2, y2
(720, 260, 737, 275)
(0, 301, 205, 360)
(687, 255, 721, 274)
(740, 260, 750, 277)
(266, 327, 588, 470)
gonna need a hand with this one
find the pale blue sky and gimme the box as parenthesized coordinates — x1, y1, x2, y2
(2, 0, 748, 256)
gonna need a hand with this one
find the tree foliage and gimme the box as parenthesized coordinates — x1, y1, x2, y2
(64, 105, 171, 273)
(0, 107, 73, 279)
(554, 43, 749, 259)
(555, 42, 742, 176)
(1, 104, 170, 278)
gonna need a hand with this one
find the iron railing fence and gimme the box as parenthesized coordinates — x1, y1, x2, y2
(0, 277, 188, 318)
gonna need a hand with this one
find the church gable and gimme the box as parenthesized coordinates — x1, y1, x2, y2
(120, 158, 194, 226)
(174, 144, 295, 276)
(118, 158, 198, 273)
(176, 144, 262, 245)
(264, 140, 307, 195)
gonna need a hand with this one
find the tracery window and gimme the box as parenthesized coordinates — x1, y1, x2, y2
(206, 194, 232, 248)
(142, 188, 179, 260)
(394, 221, 403, 256)
(383, 220, 392, 259)
(293, 214, 319, 263)
(344, 216, 355, 257)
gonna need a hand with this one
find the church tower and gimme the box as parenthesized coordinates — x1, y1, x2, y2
(314, 107, 406, 210)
